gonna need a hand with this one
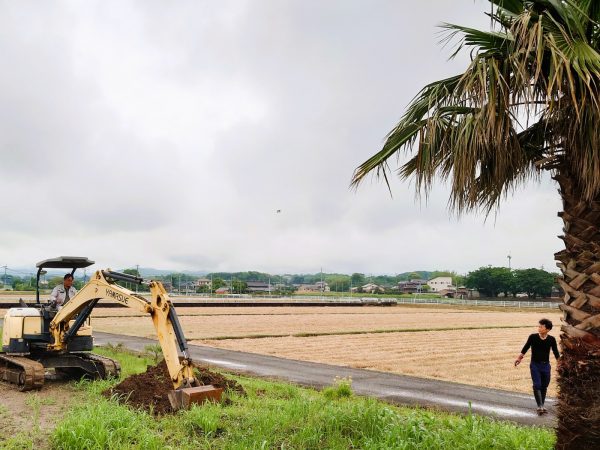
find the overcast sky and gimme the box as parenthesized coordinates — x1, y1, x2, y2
(0, 0, 563, 276)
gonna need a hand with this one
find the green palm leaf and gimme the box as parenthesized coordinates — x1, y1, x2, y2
(353, 0, 600, 211)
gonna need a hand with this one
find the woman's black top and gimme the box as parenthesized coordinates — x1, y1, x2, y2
(521, 334, 560, 362)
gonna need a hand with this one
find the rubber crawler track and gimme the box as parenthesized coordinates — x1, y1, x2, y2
(0, 354, 45, 391)
(0, 352, 121, 391)
(78, 352, 121, 379)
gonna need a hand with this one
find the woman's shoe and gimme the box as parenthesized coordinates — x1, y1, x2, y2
(536, 407, 544, 416)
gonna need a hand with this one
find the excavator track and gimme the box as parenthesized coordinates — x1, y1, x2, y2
(77, 353, 121, 379)
(0, 354, 45, 391)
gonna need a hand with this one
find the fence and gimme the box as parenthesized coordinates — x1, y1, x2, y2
(0, 293, 560, 309)
(181, 295, 560, 309)
(392, 296, 559, 309)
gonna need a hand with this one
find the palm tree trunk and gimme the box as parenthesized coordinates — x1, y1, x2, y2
(553, 173, 600, 449)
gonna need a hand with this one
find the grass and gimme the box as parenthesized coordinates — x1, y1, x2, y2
(322, 376, 353, 400)
(1, 434, 37, 450)
(49, 346, 555, 449)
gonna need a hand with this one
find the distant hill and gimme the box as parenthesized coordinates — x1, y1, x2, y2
(396, 271, 435, 280)
(129, 268, 209, 278)
(1, 266, 208, 281)
(3, 266, 451, 282)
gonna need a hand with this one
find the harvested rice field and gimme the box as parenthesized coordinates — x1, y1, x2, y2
(90, 306, 560, 341)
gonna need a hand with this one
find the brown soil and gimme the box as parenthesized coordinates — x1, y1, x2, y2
(103, 359, 245, 415)
(0, 381, 82, 449)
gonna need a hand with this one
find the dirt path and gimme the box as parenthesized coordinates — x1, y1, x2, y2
(0, 381, 81, 449)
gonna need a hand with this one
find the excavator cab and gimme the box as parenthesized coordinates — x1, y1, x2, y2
(34, 256, 95, 305)
(3, 256, 96, 354)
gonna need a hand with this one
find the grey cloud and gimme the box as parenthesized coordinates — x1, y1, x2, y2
(167, 253, 221, 271)
(0, 1, 563, 274)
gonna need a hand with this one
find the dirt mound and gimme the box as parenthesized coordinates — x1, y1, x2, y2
(103, 360, 245, 415)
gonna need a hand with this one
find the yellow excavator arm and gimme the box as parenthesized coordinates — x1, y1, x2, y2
(48, 269, 197, 391)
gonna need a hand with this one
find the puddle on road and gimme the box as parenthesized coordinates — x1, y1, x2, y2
(201, 358, 248, 370)
(375, 387, 537, 418)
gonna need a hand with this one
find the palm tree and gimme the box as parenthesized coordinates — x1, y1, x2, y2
(351, 1, 600, 447)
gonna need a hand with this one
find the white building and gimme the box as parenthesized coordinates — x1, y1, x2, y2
(427, 276, 453, 292)
(196, 278, 211, 288)
(351, 283, 384, 294)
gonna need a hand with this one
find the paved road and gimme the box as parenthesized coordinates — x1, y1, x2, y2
(95, 331, 556, 427)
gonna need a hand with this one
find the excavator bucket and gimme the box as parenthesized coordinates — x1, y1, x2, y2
(168, 385, 223, 410)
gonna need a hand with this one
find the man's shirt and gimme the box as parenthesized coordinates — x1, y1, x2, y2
(521, 334, 560, 362)
(50, 284, 78, 306)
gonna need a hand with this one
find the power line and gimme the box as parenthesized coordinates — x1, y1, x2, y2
(4, 267, 34, 275)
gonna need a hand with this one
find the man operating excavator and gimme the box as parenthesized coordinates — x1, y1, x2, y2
(2, 257, 220, 409)
(49, 274, 77, 307)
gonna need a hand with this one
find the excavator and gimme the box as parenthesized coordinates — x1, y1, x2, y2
(0, 256, 220, 410)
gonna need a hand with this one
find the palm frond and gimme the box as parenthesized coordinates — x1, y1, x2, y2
(489, 0, 524, 15)
(353, 0, 600, 211)
(440, 23, 512, 58)
(351, 75, 463, 188)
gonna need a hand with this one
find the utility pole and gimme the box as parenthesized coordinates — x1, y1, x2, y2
(320, 267, 324, 300)
(135, 265, 139, 293)
(1, 265, 7, 290)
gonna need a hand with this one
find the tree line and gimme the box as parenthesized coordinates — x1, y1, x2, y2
(464, 267, 557, 299)
(1, 266, 558, 299)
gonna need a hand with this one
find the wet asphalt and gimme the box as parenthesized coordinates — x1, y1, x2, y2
(94, 331, 556, 427)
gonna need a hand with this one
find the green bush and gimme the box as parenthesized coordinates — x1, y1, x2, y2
(322, 376, 353, 400)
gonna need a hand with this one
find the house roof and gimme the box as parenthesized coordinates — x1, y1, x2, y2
(247, 281, 269, 288)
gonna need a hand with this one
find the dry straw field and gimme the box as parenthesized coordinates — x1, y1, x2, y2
(87, 304, 562, 396)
